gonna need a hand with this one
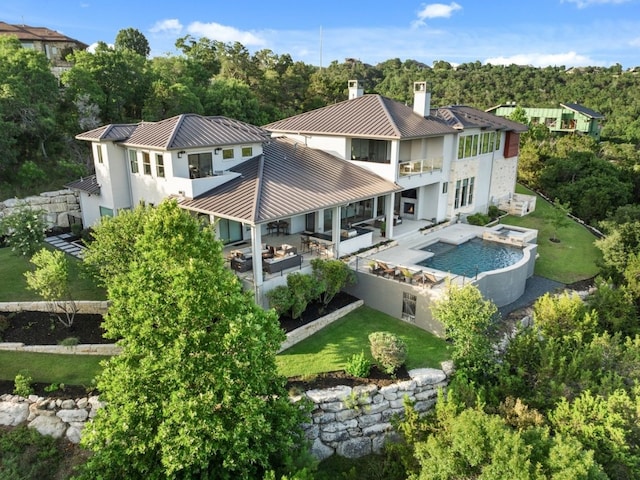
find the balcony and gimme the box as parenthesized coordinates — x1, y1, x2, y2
(398, 157, 443, 177)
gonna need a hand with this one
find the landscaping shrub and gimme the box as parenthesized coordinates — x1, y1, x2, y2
(344, 350, 371, 377)
(0, 203, 46, 256)
(266, 285, 293, 316)
(368, 331, 407, 375)
(13, 372, 33, 397)
(466, 212, 491, 226)
(488, 205, 501, 220)
(59, 336, 79, 346)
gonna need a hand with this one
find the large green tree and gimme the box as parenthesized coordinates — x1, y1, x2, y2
(114, 27, 150, 57)
(78, 201, 309, 479)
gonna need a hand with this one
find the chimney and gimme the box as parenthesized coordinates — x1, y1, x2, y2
(348, 79, 364, 99)
(413, 81, 431, 117)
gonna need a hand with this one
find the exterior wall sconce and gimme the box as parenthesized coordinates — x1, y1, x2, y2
(214, 147, 222, 154)
(178, 150, 186, 158)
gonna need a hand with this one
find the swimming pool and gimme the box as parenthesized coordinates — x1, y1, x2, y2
(418, 237, 524, 278)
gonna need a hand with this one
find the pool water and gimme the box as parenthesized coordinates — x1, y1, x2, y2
(418, 237, 524, 277)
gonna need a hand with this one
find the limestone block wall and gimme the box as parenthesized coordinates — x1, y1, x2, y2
(0, 366, 450, 455)
(297, 367, 449, 460)
(0, 189, 81, 229)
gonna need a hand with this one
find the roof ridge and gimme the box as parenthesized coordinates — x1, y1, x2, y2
(250, 155, 265, 223)
(377, 96, 402, 137)
(165, 114, 187, 150)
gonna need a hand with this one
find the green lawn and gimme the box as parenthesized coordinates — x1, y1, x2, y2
(277, 306, 450, 378)
(0, 350, 106, 386)
(0, 244, 106, 301)
(501, 185, 602, 284)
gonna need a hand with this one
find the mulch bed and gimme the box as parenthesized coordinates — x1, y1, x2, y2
(0, 292, 401, 397)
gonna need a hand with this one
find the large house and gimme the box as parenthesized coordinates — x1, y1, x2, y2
(486, 102, 604, 140)
(0, 21, 87, 77)
(69, 81, 528, 314)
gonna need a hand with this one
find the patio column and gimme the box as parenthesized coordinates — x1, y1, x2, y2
(386, 193, 395, 238)
(250, 224, 264, 292)
(331, 206, 341, 258)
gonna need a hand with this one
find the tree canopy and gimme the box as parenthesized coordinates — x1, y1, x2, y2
(78, 201, 309, 479)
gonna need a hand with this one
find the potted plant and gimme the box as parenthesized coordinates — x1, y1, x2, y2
(380, 221, 386, 237)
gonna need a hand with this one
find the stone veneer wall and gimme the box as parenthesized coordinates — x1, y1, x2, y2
(0, 189, 80, 229)
(0, 366, 450, 455)
(297, 366, 450, 460)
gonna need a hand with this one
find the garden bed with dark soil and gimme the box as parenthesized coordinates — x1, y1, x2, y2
(0, 293, 401, 397)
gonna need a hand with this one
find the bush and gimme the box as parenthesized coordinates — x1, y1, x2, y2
(466, 212, 491, 226)
(0, 203, 46, 256)
(13, 372, 33, 397)
(488, 205, 501, 220)
(368, 331, 407, 375)
(59, 336, 79, 346)
(345, 350, 371, 377)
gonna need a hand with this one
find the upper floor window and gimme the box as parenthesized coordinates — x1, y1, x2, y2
(351, 139, 390, 163)
(457, 132, 498, 160)
(128, 150, 138, 173)
(156, 154, 165, 178)
(188, 152, 213, 178)
(142, 152, 151, 175)
(241, 146, 253, 157)
(96, 145, 104, 164)
(222, 148, 234, 160)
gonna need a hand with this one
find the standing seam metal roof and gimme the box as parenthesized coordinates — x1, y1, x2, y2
(178, 137, 401, 224)
(264, 94, 456, 138)
(75, 114, 271, 150)
(434, 105, 528, 133)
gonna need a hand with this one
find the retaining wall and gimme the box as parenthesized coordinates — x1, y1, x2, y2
(0, 189, 81, 229)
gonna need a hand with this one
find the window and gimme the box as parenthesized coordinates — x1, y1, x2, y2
(222, 148, 234, 160)
(459, 132, 500, 159)
(401, 292, 417, 323)
(187, 152, 213, 178)
(128, 150, 138, 173)
(99, 206, 114, 218)
(96, 145, 103, 164)
(241, 146, 253, 157)
(351, 138, 390, 163)
(142, 152, 151, 175)
(454, 176, 475, 209)
(442, 182, 448, 194)
(156, 154, 165, 178)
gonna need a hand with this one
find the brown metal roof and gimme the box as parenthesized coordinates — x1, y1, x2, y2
(178, 137, 401, 224)
(75, 114, 270, 150)
(65, 175, 100, 195)
(264, 94, 456, 139)
(434, 105, 528, 133)
(0, 21, 88, 48)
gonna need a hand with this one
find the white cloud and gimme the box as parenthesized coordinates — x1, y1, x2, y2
(186, 21, 266, 46)
(149, 19, 183, 35)
(563, 0, 630, 8)
(413, 2, 462, 28)
(87, 42, 114, 53)
(485, 51, 596, 67)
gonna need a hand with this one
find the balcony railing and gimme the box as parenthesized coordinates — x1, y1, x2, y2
(398, 157, 443, 177)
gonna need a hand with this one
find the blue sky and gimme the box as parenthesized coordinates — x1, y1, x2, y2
(2, 0, 640, 68)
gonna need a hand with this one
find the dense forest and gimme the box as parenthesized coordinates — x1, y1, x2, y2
(2, 28, 640, 208)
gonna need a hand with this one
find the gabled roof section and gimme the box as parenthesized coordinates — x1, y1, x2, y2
(434, 105, 528, 133)
(560, 103, 605, 119)
(264, 94, 456, 139)
(75, 124, 137, 142)
(178, 137, 401, 224)
(65, 175, 100, 195)
(0, 21, 88, 48)
(75, 114, 271, 150)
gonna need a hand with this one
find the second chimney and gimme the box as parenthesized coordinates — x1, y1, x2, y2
(413, 81, 431, 117)
(348, 79, 364, 99)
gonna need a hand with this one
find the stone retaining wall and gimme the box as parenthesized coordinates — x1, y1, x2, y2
(279, 300, 364, 352)
(0, 301, 109, 314)
(0, 189, 81, 229)
(299, 366, 450, 460)
(0, 365, 450, 453)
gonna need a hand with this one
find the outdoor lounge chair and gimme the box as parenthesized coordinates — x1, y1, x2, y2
(376, 261, 397, 278)
(423, 272, 445, 288)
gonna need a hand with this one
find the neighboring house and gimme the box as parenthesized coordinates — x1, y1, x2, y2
(486, 102, 604, 140)
(69, 81, 527, 308)
(0, 21, 87, 77)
